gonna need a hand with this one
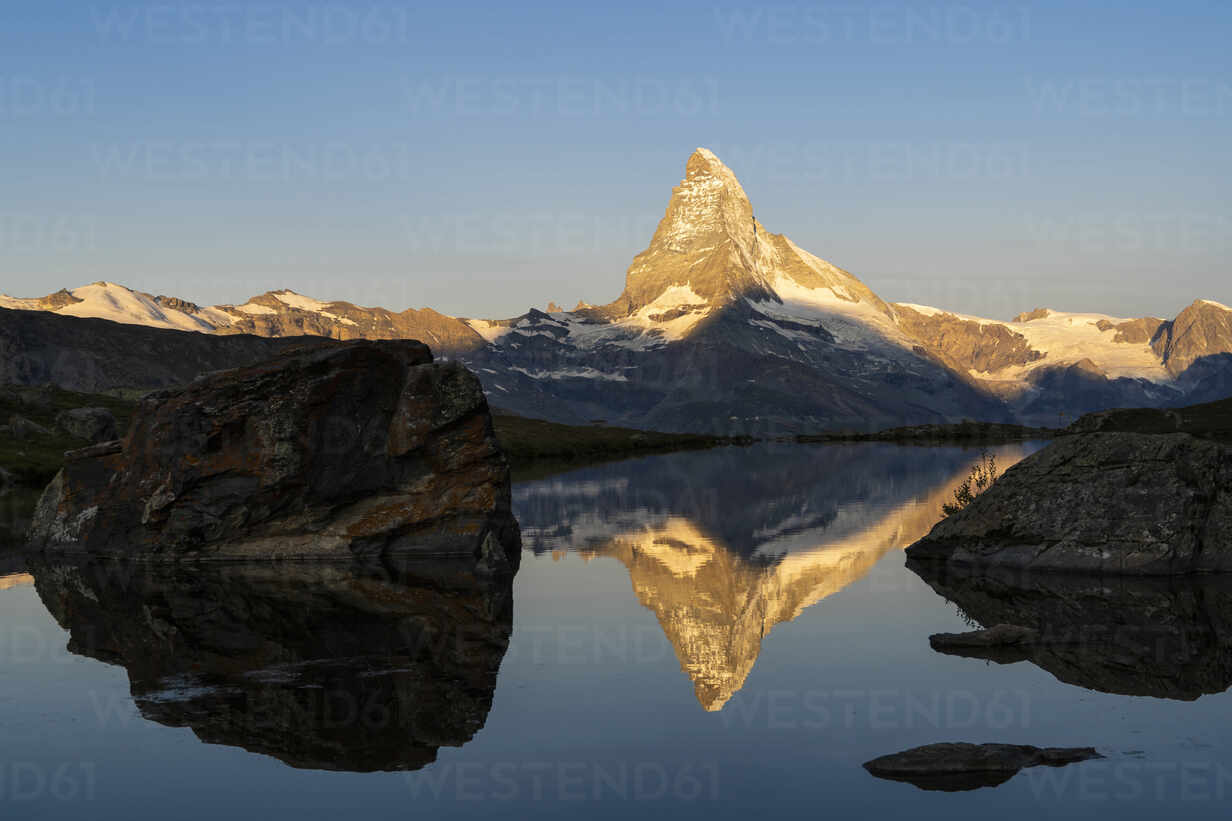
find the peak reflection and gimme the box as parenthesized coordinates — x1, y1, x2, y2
(515, 442, 1040, 710)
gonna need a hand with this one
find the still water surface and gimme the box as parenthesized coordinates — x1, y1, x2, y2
(3, 442, 1231, 818)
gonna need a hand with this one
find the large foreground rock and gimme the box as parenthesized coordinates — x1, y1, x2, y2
(863, 742, 1101, 791)
(907, 432, 1232, 574)
(29, 340, 520, 565)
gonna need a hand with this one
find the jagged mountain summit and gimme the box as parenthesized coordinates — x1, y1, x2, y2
(3, 148, 1231, 431)
(617, 147, 891, 314)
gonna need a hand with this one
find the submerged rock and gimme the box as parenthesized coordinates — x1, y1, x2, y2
(55, 407, 118, 443)
(906, 431, 1232, 574)
(29, 340, 520, 565)
(929, 624, 1038, 660)
(863, 742, 1102, 791)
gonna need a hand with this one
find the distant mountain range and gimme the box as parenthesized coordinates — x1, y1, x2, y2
(4, 148, 1231, 432)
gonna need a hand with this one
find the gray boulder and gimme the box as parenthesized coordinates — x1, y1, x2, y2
(55, 407, 118, 443)
(907, 432, 1232, 574)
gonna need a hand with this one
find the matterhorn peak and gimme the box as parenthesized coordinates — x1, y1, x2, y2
(684, 147, 748, 198)
(612, 147, 776, 314)
(608, 147, 891, 324)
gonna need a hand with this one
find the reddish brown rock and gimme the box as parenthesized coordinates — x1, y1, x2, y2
(29, 340, 519, 566)
(1153, 299, 1232, 375)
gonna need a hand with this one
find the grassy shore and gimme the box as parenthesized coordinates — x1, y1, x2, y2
(797, 420, 1058, 445)
(492, 413, 752, 477)
(8, 381, 1224, 507)
(0, 386, 137, 488)
(1066, 397, 1232, 441)
(0, 385, 752, 494)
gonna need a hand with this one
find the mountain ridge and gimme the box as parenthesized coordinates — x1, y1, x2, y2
(3, 148, 1230, 431)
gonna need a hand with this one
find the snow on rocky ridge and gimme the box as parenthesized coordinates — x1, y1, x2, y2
(2, 149, 1230, 402)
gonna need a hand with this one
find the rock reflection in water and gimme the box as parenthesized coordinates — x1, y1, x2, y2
(30, 558, 514, 771)
(516, 443, 1040, 710)
(909, 561, 1232, 700)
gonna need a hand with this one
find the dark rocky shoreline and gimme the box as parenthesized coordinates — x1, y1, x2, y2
(907, 397, 1232, 575)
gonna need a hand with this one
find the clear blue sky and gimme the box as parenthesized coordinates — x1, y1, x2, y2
(1, 0, 1229, 319)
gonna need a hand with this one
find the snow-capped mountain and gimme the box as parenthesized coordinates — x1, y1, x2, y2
(1, 283, 487, 351)
(3, 148, 1231, 431)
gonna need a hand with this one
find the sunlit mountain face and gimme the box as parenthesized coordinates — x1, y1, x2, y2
(513, 442, 1042, 710)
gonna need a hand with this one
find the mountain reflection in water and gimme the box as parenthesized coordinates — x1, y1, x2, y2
(29, 558, 513, 772)
(514, 442, 1041, 710)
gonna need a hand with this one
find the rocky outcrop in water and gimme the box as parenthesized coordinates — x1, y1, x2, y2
(863, 742, 1102, 791)
(929, 624, 1038, 657)
(906, 431, 1232, 574)
(29, 340, 520, 564)
(910, 562, 1232, 700)
(31, 557, 513, 771)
